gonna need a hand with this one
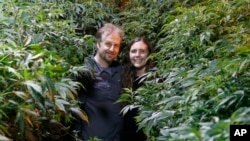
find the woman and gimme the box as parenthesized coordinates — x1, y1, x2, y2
(121, 37, 154, 141)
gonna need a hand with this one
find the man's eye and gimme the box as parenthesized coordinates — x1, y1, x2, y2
(114, 44, 120, 48)
(105, 42, 112, 47)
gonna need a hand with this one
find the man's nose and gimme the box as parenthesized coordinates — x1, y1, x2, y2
(109, 46, 114, 51)
(109, 45, 117, 52)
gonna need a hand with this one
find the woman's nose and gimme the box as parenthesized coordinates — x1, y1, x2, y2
(135, 51, 140, 56)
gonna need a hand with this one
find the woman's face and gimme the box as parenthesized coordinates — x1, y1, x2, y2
(129, 41, 149, 69)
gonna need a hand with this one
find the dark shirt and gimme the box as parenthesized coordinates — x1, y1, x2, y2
(73, 57, 123, 141)
(121, 75, 147, 141)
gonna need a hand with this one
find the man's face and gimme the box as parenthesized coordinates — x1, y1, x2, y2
(96, 32, 121, 65)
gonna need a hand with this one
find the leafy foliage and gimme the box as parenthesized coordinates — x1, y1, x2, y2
(1, 0, 250, 141)
(119, 0, 250, 140)
(0, 0, 95, 140)
(0, 42, 88, 140)
(0, 0, 119, 65)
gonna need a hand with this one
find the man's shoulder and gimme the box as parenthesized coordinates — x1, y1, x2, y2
(83, 56, 95, 68)
(111, 60, 121, 67)
(111, 60, 122, 71)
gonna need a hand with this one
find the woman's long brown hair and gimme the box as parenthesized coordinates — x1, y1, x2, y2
(121, 37, 154, 88)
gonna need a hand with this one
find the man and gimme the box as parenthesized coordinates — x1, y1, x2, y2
(71, 23, 124, 141)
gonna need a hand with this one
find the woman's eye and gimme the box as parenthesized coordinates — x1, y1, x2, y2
(130, 50, 137, 53)
(140, 50, 145, 53)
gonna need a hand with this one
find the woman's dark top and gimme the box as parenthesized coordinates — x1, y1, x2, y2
(121, 75, 147, 141)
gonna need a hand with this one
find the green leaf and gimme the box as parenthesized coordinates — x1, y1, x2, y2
(70, 107, 88, 123)
(41, 75, 56, 101)
(13, 91, 28, 100)
(55, 99, 69, 112)
(24, 80, 42, 94)
(0, 135, 12, 141)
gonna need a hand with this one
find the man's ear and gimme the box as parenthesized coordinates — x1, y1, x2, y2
(96, 42, 101, 48)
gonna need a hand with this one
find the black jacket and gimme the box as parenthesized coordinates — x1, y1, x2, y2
(72, 57, 123, 141)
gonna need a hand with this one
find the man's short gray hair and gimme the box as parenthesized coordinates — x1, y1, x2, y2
(95, 23, 124, 43)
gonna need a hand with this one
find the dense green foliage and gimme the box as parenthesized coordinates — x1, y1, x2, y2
(120, 0, 250, 141)
(0, 0, 249, 141)
(0, 0, 100, 140)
